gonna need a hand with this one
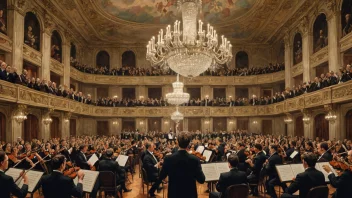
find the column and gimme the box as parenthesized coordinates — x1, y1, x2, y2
(284, 34, 293, 88)
(248, 86, 260, 98)
(327, 10, 341, 72)
(183, 118, 188, 131)
(248, 117, 261, 134)
(110, 118, 122, 136)
(110, 48, 119, 69)
(62, 41, 70, 86)
(162, 85, 172, 98)
(302, 109, 313, 139)
(201, 86, 212, 99)
(136, 85, 147, 99)
(136, 118, 147, 132)
(7, 6, 25, 72)
(227, 117, 237, 131)
(301, 19, 314, 82)
(161, 117, 171, 132)
(41, 31, 52, 80)
(226, 85, 235, 101)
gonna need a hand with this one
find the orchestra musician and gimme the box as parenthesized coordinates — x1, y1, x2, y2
(236, 143, 248, 172)
(317, 142, 333, 162)
(157, 132, 205, 198)
(75, 145, 92, 170)
(281, 153, 326, 198)
(209, 154, 247, 198)
(143, 142, 163, 198)
(0, 151, 29, 198)
(323, 150, 352, 198)
(39, 154, 84, 198)
(98, 149, 132, 193)
(265, 144, 286, 198)
(245, 143, 266, 196)
(215, 138, 225, 161)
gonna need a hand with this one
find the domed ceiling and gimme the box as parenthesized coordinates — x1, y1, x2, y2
(43, 0, 308, 45)
(98, 0, 256, 25)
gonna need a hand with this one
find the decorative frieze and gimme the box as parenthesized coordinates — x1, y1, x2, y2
(50, 59, 64, 75)
(310, 47, 329, 67)
(23, 44, 42, 66)
(0, 34, 12, 52)
(291, 62, 303, 77)
(1, 80, 352, 118)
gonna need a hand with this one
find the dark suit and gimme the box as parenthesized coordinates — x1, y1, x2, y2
(265, 153, 286, 198)
(282, 167, 326, 198)
(143, 151, 159, 182)
(0, 171, 28, 198)
(158, 150, 205, 198)
(328, 170, 352, 198)
(40, 171, 83, 198)
(237, 148, 248, 172)
(75, 152, 90, 170)
(98, 159, 127, 190)
(209, 168, 247, 198)
(320, 152, 333, 162)
(247, 151, 266, 194)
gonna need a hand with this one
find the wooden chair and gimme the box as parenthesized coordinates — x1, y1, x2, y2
(99, 171, 123, 198)
(141, 168, 164, 198)
(225, 184, 249, 198)
(306, 185, 329, 198)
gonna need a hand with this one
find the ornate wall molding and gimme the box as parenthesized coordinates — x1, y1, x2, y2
(68, 67, 285, 86)
(1, 80, 352, 118)
(340, 32, 352, 53)
(310, 47, 329, 67)
(0, 34, 13, 52)
(23, 44, 42, 66)
(50, 59, 64, 75)
(291, 62, 303, 77)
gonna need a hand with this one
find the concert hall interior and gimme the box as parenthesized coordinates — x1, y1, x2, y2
(1, 0, 352, 198)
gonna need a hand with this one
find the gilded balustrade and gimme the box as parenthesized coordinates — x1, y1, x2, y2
(1, 80, 352, 118)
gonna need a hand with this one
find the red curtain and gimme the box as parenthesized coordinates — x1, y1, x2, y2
(23, 114, 39, 141)
(50, 117, 61, 138)
(315, 114, 329, 140)
(0, 112, 6, 141)
(346, 110, 352, 140)
(70, 119, 76, 137)
(295, 116, 304, 137)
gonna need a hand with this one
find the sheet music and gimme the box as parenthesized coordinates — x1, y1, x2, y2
(201, 164, 218, 181)
(290, 151, 299, 159)
(87, 154, 99, 166)
(74, 170, 99, 193)
(316, 162, 337, 182)
(226, 153, 231, 158)
(216, 162, 230, 174)
(5, 168, 43, 193)
(116, 155, 129, 167)
(196, 146, 205, 154)
(290, 164, 305, 176)
(276, 165, 295, 182)
(203, 150, 212, 162)
(68, 147, 73, 154)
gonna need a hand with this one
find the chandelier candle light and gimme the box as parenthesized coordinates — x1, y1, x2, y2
(146, 0, 232, 77)
(165, 74, 190, 105)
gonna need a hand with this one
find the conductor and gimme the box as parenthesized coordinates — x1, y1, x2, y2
(157, 131, 205, 198)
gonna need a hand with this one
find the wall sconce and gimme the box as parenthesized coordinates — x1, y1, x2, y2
(139, 121, 144, 125)
(284, 113, 293, 124)
(164, 120, 169, 124)
(205, 95, 209, 99)
(112, 120, 119, 125)
(229, 121, 233, 125)
(42, 109, 53, 125)
(325, 111, 337, 123)
(63, 112, 72, 122)
(302, 109, 311, 125)
(139, 96, 144, 100)
(252, 120, 258, 124)
(13, 105, 28, 124)
(113, 95, 118, 98)
(204, 120, 210, 124)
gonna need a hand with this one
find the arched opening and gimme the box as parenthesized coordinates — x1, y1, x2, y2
(122, 51, 136, 67)
(314, 114, 329, 140)
(70, 119, 76, 137)
(313, 13, 328, 53)
(51, 30, 62, 62)
(24, 12, 40, 50)
(70, 43, 76, 60)
(50, 117, 61, 138)
(23, 114, 39, 141)
(295, 116, 304, 137)
(0, 0, 7, 35)
(342, 0, 352, 37)
(0, 112, 6, 141)
(346, 109, 352, 139)
(293, 33, 302, 65)
(235, 51, 249, 69)
(96, 51, 110, 70)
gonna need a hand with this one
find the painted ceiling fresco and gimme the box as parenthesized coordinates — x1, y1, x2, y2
(98, 0, 257, 24)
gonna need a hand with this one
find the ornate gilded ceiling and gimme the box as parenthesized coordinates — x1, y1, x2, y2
(42, 0, 306, 45)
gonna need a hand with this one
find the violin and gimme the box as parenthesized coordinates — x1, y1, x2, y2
(329, 156, 352, 171)
(64, 161, 81, 179)
(191, 151, 206, 161)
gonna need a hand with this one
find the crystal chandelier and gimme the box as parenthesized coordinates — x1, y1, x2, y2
(146, 0, 232, 78)
(325, 111, 337, 123)
(302, 115, 310, 124)
(43, 116, 52, 125)
(13, 105, 28, 124)
(284, 114, 293, 124)
(166, 74, 190, 105)
(171, 106, 184, 122)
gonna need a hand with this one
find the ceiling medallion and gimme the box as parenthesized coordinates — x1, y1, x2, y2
(146, 0, 232, 78)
